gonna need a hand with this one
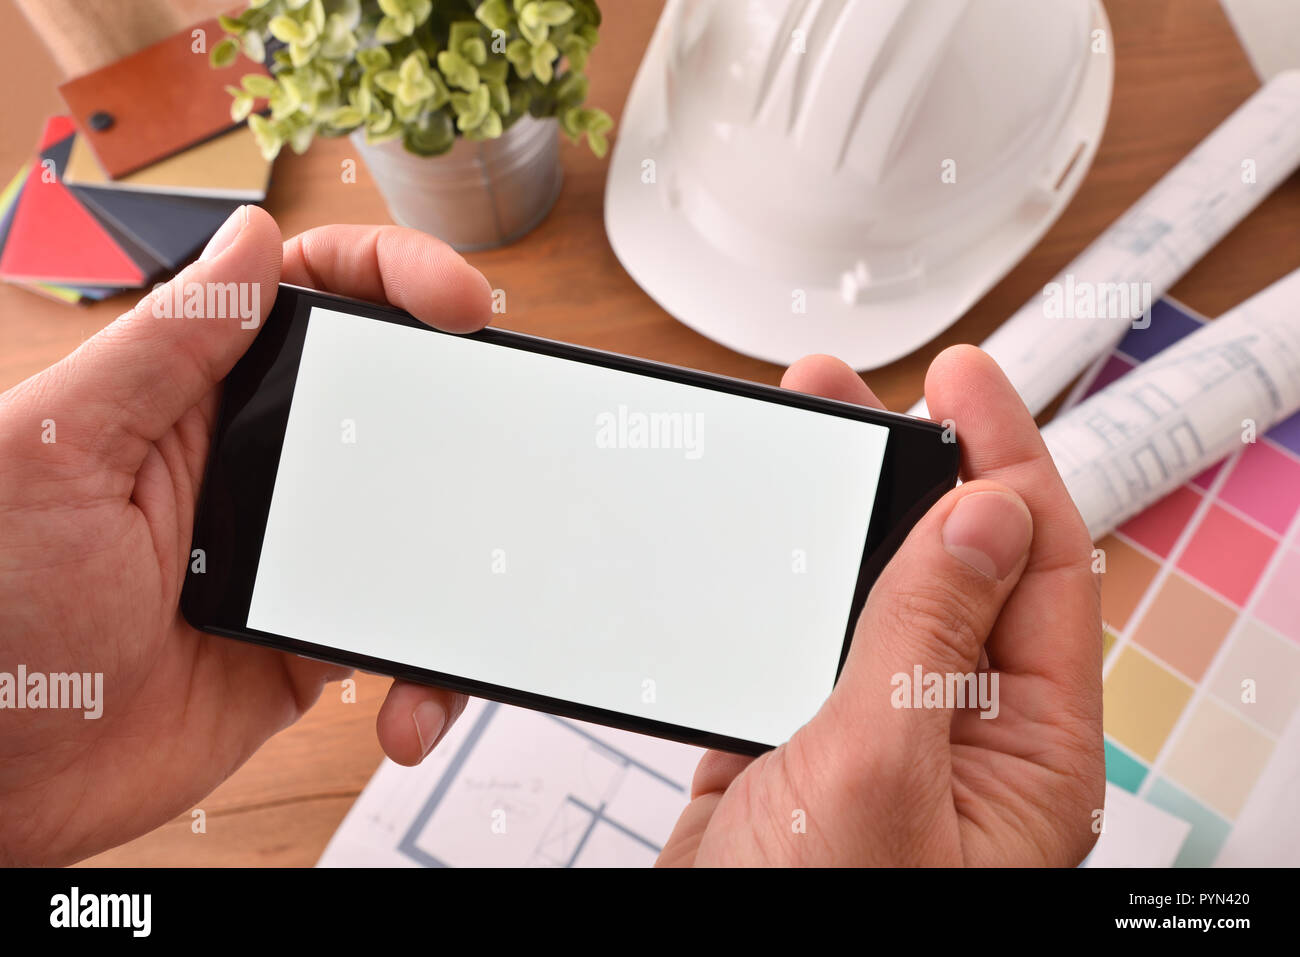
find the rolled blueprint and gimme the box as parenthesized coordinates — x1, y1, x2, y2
(912, 70, 1300, 418)
(1042, 269, 1300, 540)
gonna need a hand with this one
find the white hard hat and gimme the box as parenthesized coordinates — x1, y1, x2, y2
(605, 0, 1113, 369)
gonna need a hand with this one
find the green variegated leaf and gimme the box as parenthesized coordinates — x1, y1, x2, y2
(518, 5, 547, 46)
(328, 105, 363, 127)
(570, 0, 600, 26)
(330, 0, 362, 30)
(242, 30, 266, 63)
(289, 123, 315, 153)
(319, 14, 358, 58)
(210, 38, 239, 68)
(463, 38, 487, 65)
(505, 38, 532, 78)
(368, 107, 395, 135)
(560, 105, 582, 137)
(395, 55, 436, 105)
(479, 58, 507, 83)
(268, 15, 305, 45)
(229, 90, 254, 122)
(409, 0, 433, 27)
(476, 0, 513, 32)
(535, 2, 574, 26)
(375, 16, 404, 43)
(531, 40, 558, 84)
(392, 96, 422, 122)
(449, 21, 481, 52)
(269, 77, 303, 117)
(356, 46, 391, 70)
(562, 35, 588, 71)
(241, 73, 278, 97)
(554, 70, 586, 109)
(247, 113, 283, 159)
(352, 77, 374, 114)
(428, 70, 451, 109)
(437, 50, 479, 91)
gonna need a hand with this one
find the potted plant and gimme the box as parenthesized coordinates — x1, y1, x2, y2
(213, 0, 612, 249)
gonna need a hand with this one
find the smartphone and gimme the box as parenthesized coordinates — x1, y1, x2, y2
(181, 285, 960, 755)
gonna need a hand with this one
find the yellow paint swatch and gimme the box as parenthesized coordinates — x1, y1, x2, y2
(1104, 646, 1193, 762)
(63, 127, 270, 200)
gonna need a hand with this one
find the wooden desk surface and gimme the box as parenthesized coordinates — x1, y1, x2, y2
(0, 0, 1294, 866)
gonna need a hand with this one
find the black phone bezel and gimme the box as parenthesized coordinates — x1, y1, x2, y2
(181, 284, 960, 756)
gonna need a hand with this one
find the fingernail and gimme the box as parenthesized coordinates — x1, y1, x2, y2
(200, 205, 247, 261)
(412, 699, 446, 759)
(942, 491, 1032, 580)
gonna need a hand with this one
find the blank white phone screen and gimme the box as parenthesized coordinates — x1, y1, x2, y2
(247, 306, 889, 747)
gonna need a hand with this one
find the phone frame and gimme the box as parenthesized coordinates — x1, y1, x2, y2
(182, 284, 960, 755)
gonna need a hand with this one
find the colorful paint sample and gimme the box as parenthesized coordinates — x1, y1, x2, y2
(1266, 409, 1300, 458)
(1161, 698, 1274, 819)
(1177, 504, 1277, 607)
(1252, 548, 1300, 646)
(1104, 738, 1148, 794)
(1131, 572, 1237, 682)
(1119, 485, 1202, 558)
(1115, 299, 1202, 361)
(1207, 617, 1300, 735)
(1217, 441, 1300, 535)
(1084, 353, 1136, 397)
(1103, 646, 1194, 762)
(1190, 460, 1224, 491)
(1097, 535, 1160, 631)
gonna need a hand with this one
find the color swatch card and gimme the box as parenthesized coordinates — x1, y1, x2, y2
(0, 117, 146, 288)
(0, 162, 117, 305)
(1076, 298, 1300, 867)
(62, 127, 271, 201)
(57, 17, 271, 179)
(38, 131, 167, 279)
(68, 182, 240, 271)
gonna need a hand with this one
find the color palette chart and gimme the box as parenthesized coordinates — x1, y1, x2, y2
(1075, 298, 1300, 867)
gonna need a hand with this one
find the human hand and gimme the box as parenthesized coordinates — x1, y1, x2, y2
(0, 207, 491, 865)
(658, 348, 1104, 866)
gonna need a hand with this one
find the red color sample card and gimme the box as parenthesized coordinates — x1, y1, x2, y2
(0, 117, 144, 287)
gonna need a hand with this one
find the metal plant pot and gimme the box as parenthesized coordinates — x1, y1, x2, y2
(352, 115, 562, 251)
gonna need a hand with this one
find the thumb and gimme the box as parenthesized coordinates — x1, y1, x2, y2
(825, 480, 1033, 755)
(37, 205, 282, 472)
